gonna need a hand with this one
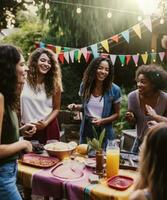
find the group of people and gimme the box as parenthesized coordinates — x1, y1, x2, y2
(0, 44, 167, 200)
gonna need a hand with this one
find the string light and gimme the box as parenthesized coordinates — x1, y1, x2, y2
(160, 18, 164, 24)
(45, 3, 50, 9)
(76, 6, 82, 14)
(107, 11, 112, 18)
(137, 16, 142, 21)
(50, 0, 144, 16)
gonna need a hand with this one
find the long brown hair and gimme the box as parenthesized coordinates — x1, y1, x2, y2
(27, 48, 63, 97)
(135, 123, 167, 200)
(82, 56, 114, 101)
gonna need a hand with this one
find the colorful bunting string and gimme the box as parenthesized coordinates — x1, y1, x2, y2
(35, 16, 166, 66)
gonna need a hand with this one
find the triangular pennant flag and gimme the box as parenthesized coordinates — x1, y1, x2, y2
(101, 40, 109, 52)
(118, 55, 125, 66)
(46, 44, 55, 52)
(69, 50, 75, 63)
(74, 50, 79, 61)
(78, 50, 82, 62)
(109, 55, 117, 66)
(141, 53, 148, 64)
(132, 24, 141, 39)
(35, 42, 40, 49)
(111, 35, 119, 43)
(121, 30, 130, 43)
(64, 47, 71, 52)
(64, 52, 69, 63)
(126, 55, 131, 65)
(39, 42, 45, 48)
(151, 53, 156, 63)
(86, 52, 91, 62)
(80, 47, 88, 60)
(143, 17, 152, 32)
(56, 46, 61, 54)
(132, 55, 139, 66)
(90, 44, 99, 58)
(58, 53, 64, 64)
(159, 52, 165, 61)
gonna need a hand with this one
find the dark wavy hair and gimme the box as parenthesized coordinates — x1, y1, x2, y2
(82, 56, 114, 101)
(135, 123, 167, 200)
(136, 64, 167, 90)
(27, 48, 63, 97)
(0, 44, 21, 109)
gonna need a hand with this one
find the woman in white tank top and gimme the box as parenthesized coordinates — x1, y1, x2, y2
(21, 48, 63, 144)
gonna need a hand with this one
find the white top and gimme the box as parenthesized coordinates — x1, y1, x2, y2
(21, 81, 52, 123)
(87, 95, 104, 119)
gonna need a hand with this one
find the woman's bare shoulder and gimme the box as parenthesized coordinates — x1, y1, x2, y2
(129, 189, 147, 200)
(0, 93, 4, 102)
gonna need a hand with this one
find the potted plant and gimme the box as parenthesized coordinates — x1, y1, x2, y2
(87, 126, 105, 175)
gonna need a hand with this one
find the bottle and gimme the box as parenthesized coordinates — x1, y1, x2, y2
(106, 140, 120, 178)
(96, 149, 104, 175)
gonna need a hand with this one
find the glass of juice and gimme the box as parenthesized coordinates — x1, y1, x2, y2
(106, 140, 120, 178)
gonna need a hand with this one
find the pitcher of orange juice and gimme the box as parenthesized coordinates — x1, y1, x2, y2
(106, 140, 120, 178)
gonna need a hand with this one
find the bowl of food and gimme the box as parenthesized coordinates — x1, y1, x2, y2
(44, 141, 77, 160)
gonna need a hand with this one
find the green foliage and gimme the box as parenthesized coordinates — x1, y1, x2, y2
(87, 127, 105, 151)
(1, 22, 48, 60)
(114, 89, 131, 137)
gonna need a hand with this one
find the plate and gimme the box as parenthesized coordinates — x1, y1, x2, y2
(51, 160, 85, 180)
(20, 153, 59, 168)
(85, 158, 96, 168)
(107, 175, 134, 190)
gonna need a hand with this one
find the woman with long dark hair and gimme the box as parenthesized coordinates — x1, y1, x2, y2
(68, 56, 121, 147)
(0, 44, 34, 200)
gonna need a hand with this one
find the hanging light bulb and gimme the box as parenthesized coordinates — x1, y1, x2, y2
(17, 0, 22, 3)
(76, 6, 82, 14)
(137, 16, 142, 21)
(107, 11, 112, 18)
(160, 18, 164, 24)
(45, 3, 50, 9)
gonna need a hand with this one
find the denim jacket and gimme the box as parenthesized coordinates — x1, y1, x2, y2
(79, 82, 121, 146)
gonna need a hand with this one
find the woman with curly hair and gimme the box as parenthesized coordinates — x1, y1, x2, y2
(130, 123, 167, 200)
(125, 64, 167, 153)
(68, 56, 121, 147)
(21, 48, 63, 144)
(0, 44, 35, 200)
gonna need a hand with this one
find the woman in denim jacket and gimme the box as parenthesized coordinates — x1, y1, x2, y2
(68, 57, 121, 148)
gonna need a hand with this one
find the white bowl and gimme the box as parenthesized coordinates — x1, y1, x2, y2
(44, 142, 77, 160)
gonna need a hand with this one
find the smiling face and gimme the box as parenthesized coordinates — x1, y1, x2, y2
(16, 54, 27, 84)
(95, 60, 109, 82)
(37, 53, 52, 75)
(136, 74, 154, 95)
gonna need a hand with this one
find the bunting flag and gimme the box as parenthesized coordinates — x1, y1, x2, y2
(132, 55, 139, 66)
(56, 46, 61, 54)
(69, 50, 75, 63)
(121, 30, 130, 43)
(64, 52, 69, 63)
(39, 42, 45, 48)
(90, 44, 99, 58)
(126, 55, 131, 65)
(141, 53, 148, 64)
(119, 55, 125, 66)
(109, 55, 117, 66)
(81, 47, 88, 60)
(132, 24, 141, 39)
(111, 35, 119, 43)
(143, 17, 152, 32)
(159, 52, 165, 61)
(77, 50, 82, 62)
(101, 40, 109, 52)
(151, 53, 156, 63)
(58, 53, 64, 64)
